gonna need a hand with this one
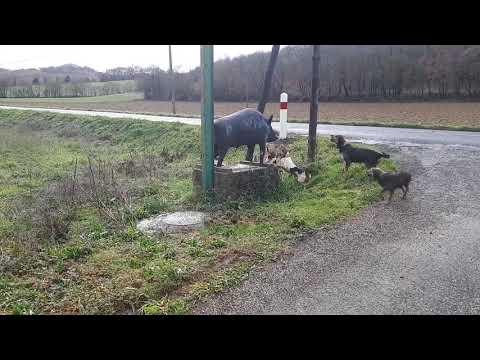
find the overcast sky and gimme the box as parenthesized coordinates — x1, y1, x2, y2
(0, 45, 284, 72)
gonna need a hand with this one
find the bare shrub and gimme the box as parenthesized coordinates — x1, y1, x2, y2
(5, 150, 177, 245)
(57, 125, 82, 138)
(33, 190, 78, 242)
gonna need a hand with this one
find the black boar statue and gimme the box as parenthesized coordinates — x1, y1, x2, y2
(214, 108, 279, 167)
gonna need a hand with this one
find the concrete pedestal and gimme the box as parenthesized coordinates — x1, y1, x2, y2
(193, 162, 280, 201)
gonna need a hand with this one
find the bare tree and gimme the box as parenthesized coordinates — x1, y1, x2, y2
(169, 45, 176, 114)
(257, 45, 280, 114)
(308, 45, 320, 163)
(245, 73, 249, 107)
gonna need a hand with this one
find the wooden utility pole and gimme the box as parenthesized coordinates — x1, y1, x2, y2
(308, 45, 320, 163)
(169, 45, 176, 115)
(257, 45, 280, 114)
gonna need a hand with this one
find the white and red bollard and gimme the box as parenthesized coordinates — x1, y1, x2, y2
(280, 92, 288, 139)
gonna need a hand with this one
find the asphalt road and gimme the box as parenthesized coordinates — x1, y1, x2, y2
(194, 143, 480, 314)
(2, 105, 480, 148)
(3, 105, 480, 314)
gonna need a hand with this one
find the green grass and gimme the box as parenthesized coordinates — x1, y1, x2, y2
(0, 129, 85, 200)
(0, 108, 396, 315)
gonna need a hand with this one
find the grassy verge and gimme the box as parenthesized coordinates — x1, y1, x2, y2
(2, 96, 480, 132)
(0, 109, 396, 314)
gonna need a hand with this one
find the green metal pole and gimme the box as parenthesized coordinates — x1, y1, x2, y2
(201, 45, 214, 194)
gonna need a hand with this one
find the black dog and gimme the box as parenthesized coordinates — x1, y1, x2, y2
(338, 143, 390, 171)
(330, 135, 346, 151)
(331, 134, 390, 171)
(368, 167, 412, 203)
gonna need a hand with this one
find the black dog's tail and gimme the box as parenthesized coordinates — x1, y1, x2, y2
(380, 152, 390, 159)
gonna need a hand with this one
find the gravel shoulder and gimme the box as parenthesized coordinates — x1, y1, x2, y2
(194, 144, 480, 314)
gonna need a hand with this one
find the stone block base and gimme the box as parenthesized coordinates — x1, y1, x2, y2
(193, 162, 280, 201)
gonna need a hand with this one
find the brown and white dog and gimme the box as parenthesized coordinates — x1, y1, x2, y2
(266, 143, 289, 160)
(265, 143, 311, 183)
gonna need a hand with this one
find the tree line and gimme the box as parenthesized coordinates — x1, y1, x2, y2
(0, 80, 138, 98)
(143, 45, 480, 102)
(3, 46, 480, 101)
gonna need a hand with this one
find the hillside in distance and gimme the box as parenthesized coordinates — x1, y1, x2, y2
(0, 64, 102, 86)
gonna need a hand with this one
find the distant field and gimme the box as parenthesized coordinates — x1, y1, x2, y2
(2, 92, 480, 129)
(0, 92, 143, 103)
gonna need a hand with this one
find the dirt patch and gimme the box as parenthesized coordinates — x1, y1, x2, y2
(217, 249, 256, 267)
